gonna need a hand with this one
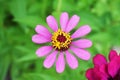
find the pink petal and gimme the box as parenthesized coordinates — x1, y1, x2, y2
(93, 54, 107, 66)
(101, 78, 108, 80)
(108, 57, 120, 77)
(109, 50, 118, 61)
(86, 68, 96, 80)
(32, 34, 51, 44)
(35, 25, 52, 39)
(56, 52, 65, 73)
(65, 15, 80, 32)
(36, 46, 53, 57)
(43, 51, 58, 68)
(99, 64, 109, 77)
(60, 12, 69, 31)
(71, 39, 92, 48)
(70, 46, 91, 60)
(71, 25, 91, 39)
(46, 15, 58, 31)
(65, 51, 78, 69)
(86, 67, 108, 80)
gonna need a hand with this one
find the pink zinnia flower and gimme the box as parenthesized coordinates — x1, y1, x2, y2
(32, 12, 92, 73)
(86, 50, 120, 80)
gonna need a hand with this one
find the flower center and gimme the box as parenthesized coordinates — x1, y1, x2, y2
(57, 34, 67, 43)
(51, 29, 72, 51)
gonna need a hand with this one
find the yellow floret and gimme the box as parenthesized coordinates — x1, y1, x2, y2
(51, 29, 72, 50)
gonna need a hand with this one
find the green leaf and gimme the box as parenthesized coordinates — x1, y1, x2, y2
(14, 15, 43, 28)
(23, 73, 56, 80)
(9, 0, 27, 18)
(0, 55, 10, 80)
(16, 54, 37, 63)
(75, 11, 103, 31)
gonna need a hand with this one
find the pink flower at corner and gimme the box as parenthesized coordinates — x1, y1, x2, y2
(32, 12, 92, 73)
(86, 50, 120, 80)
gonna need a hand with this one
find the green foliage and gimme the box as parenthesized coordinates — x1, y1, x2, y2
(0, 0, 120, 80)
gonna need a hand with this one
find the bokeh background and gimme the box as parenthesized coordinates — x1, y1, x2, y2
(0, 0, 120, 80)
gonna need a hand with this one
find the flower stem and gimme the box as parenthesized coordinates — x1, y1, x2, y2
(57, 0, 62, 12)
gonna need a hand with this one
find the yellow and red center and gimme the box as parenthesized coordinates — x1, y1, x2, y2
(51, 29, 72, 51)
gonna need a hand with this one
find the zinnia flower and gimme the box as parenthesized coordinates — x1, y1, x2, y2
(86, 50, 120, 80)
(32, 12, 92, 73)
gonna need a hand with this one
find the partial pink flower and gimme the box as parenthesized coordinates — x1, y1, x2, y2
(32, 12, 92, 73)
(86, 50, 120, 80)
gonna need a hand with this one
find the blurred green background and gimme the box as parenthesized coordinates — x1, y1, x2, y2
(0, 0, 120, 80)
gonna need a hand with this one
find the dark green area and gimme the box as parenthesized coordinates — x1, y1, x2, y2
(0, 0, 120, 80)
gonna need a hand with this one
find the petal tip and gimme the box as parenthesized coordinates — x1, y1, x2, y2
(56, 69, 64, 73)
(110, 50, 117, 54)
(86, 25, 91, 32)
(43, 62, 50, 69)
(46, 15, 53, 23)
(36, 50, 41, 57)
(85, 53, 91, 60)
(71, 65, 78, 69)
(93, 54, 107, 66)
(109, 49, 118, 61)
(89, 41, 93, 47)
(73, 15, 80, 20)
(46, 15, 52, 19)
(32, 35, 37, 43)
(35, 25, 41, 30)
(85, 68, 93, 79)
(62, 12, 68, 15)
